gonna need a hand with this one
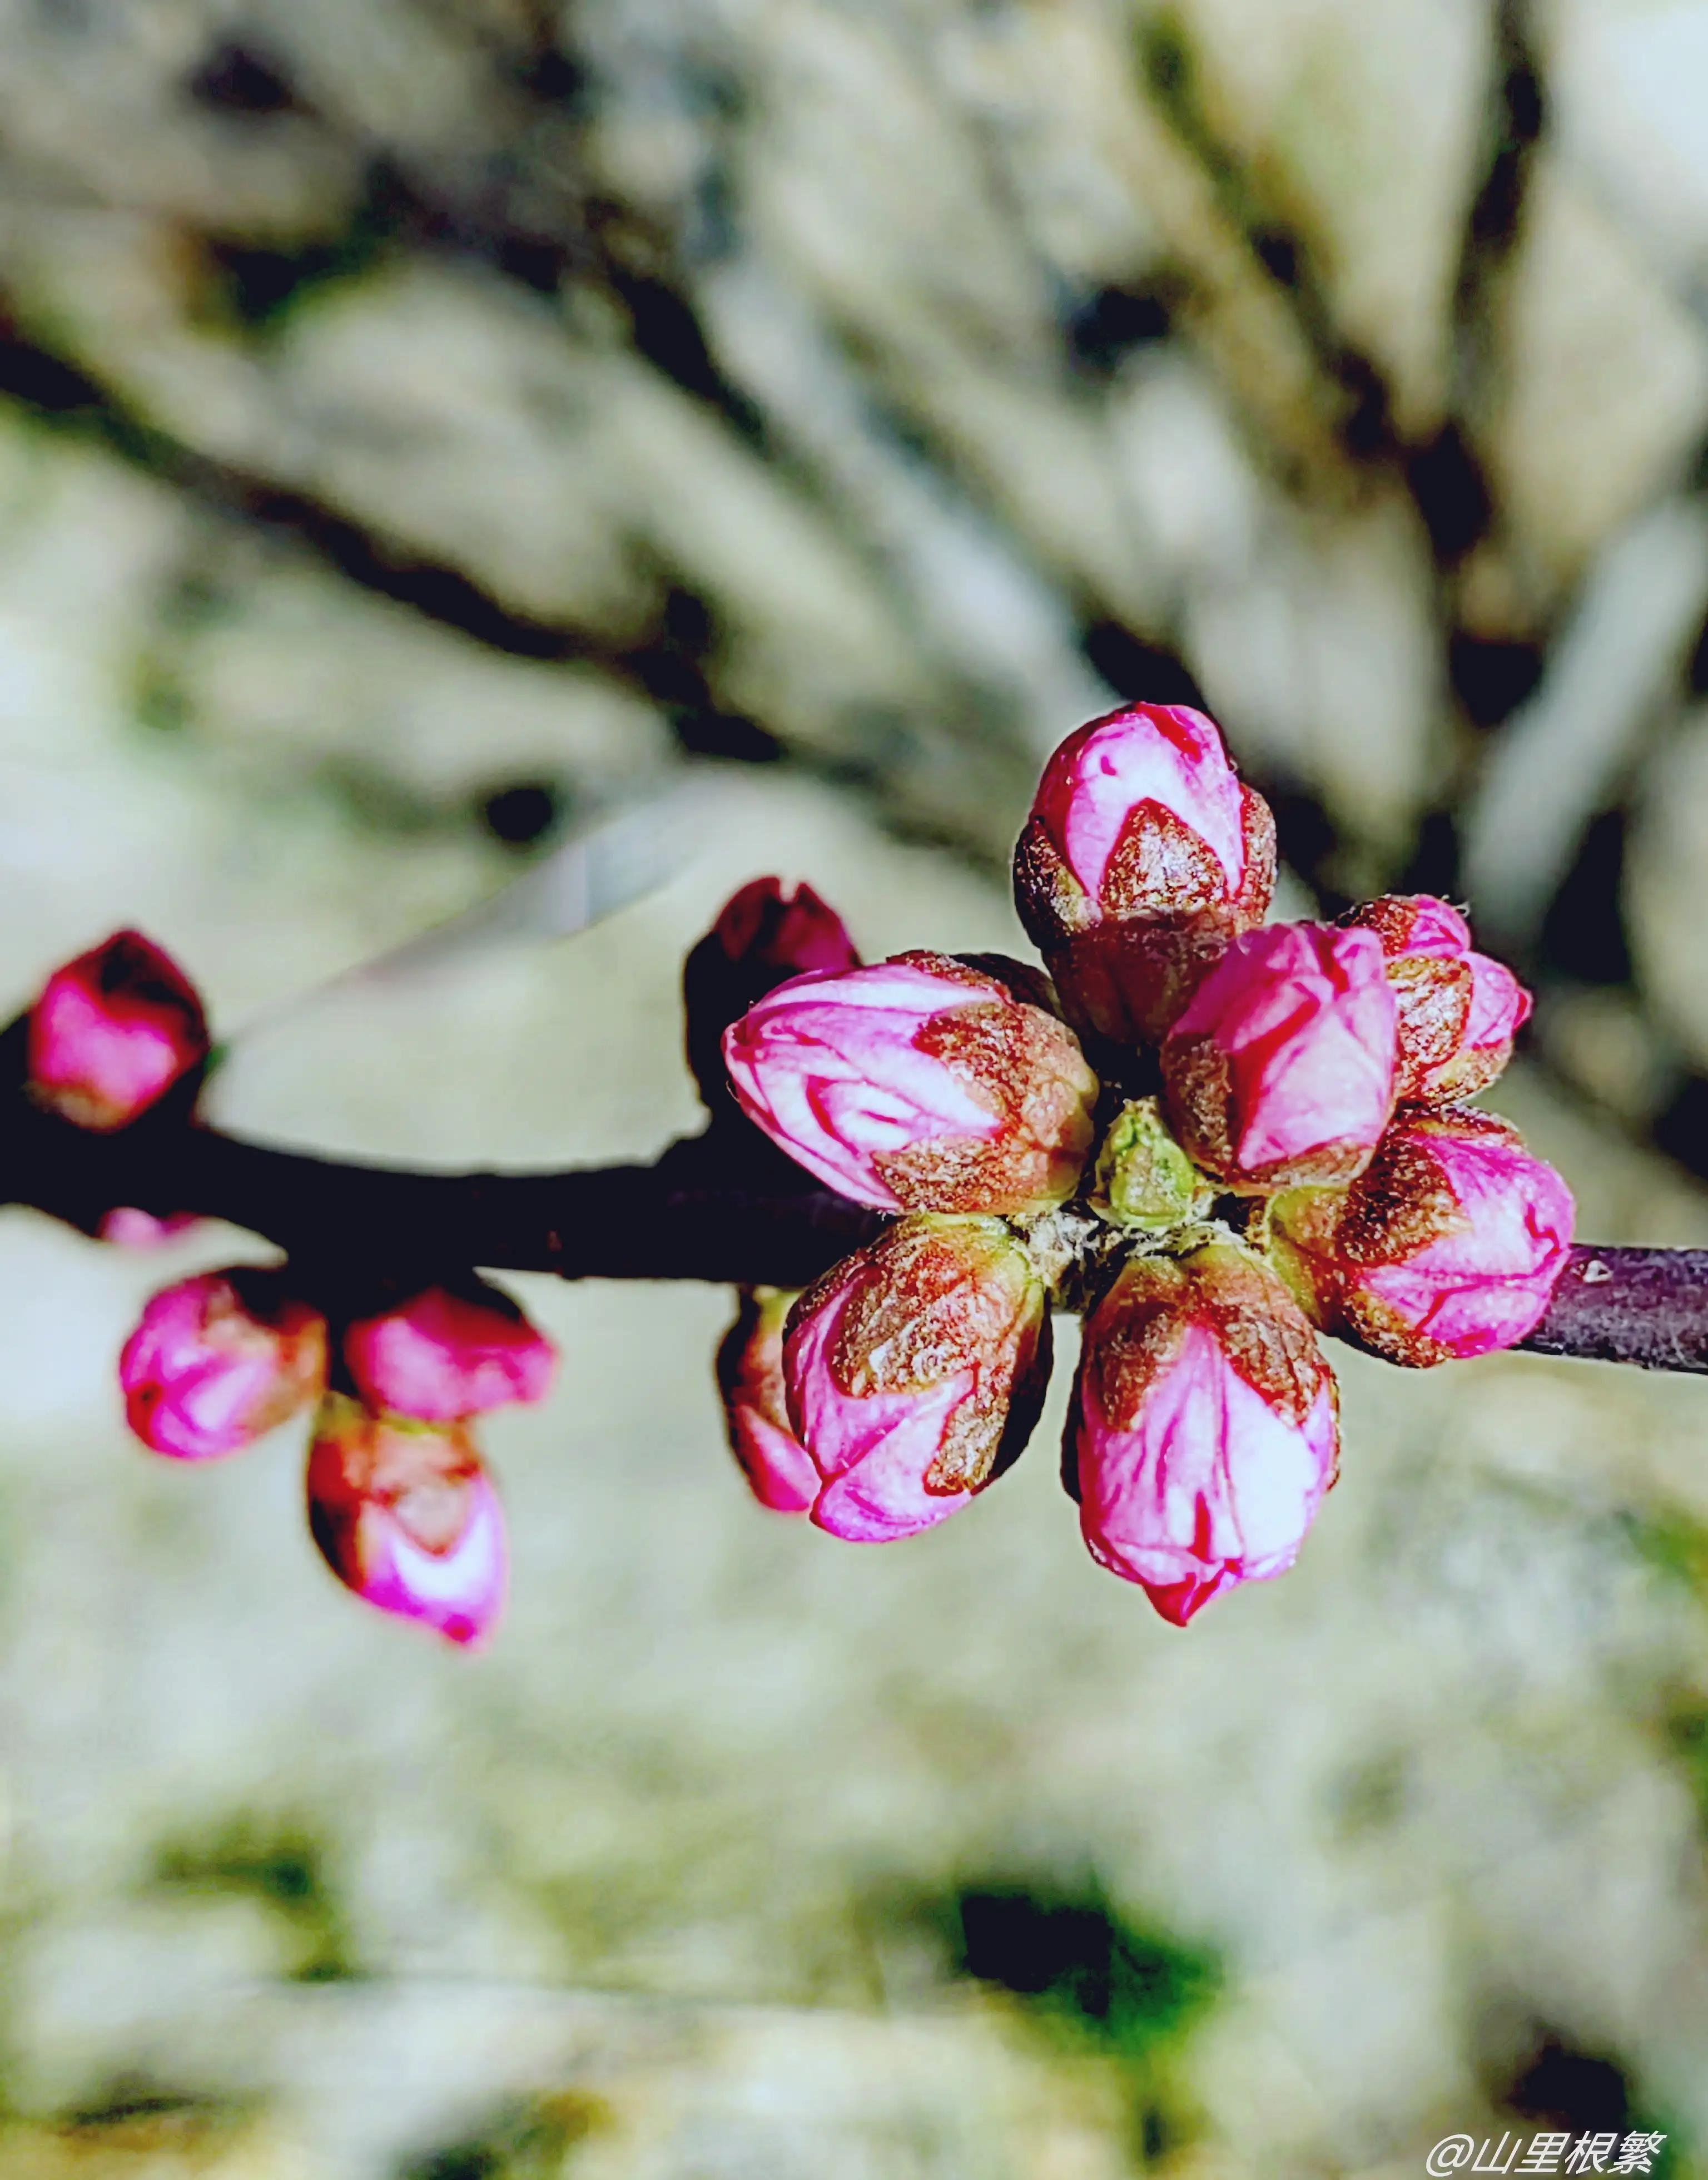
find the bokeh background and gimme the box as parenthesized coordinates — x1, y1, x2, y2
(4, 0, 1708, 2172)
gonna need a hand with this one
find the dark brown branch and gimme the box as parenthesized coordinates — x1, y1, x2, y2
(2, 1047, 1705, 1371)
(0, 1094, 882, 1291)
(1518, 1245, 1708, 1372)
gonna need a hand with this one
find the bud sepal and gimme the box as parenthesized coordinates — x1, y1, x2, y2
(1090, 1098, 1217, 1232)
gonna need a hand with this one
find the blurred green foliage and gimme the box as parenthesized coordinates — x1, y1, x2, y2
(151, 1815, 356, 1983)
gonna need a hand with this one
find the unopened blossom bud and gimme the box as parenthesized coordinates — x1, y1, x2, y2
(782, 1215, 1050, 1541)
(306, 1394, 505, 1647)
(684, 878, 861, 1111)
(1269, 1108, 1574, 1366)
(96, 1207, 201, 1250)
(120, 1269, 327, 1462)
(1090, 1098, 1215, 1232)
(1161, 923, 1397, 1191)
(716, 1287, 817, 1512)
(344, 1281, 557, 1423)
(1339, 894, 1531, 1104)
(27, 929, 210, 1131)
(1013, 704, 1275, 1043)
(1070, 1241, 1339, 1624)
(724, 952, 1098, 1214)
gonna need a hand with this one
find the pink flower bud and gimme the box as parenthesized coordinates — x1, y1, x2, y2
(684, 879, 861, 1111)
(1451, 954, 1531, 1098)
(1161, 922, 1397, 1191)
(1339, 894, 1531, 1104)
(306, 1394, 506, 1647)
(1014, 705, 1276, 1043)
(716, 1286, 818, 1512)
(723, 952, 1099, 1214)
(343, 1282, 557, 1423)
(782, 1215, 1050, 1541)
(1070, 1241, 1339, 1624)
(1269, 1108, 1575, 1365)
(97, 1208, 202, 1251)
(28, 929, 209, 1131)
(715, 878, 860, 978)
(120, 1269, 327, 1462)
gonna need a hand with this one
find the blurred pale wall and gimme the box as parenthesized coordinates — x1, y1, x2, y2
(6, 2, 1708, 2174)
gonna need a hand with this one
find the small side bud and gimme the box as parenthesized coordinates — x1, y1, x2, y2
(306, 1394, 507, 1647)
(1090, 1098, 1215, 1231)
(723, 951, 1099, 1215)
(1161, 923, 1397, 1191)
(782, 1214, 1051, 1540)
(1339, 894, 1531, 1104)
(120, 1269, 327, 1461)
(1070, 1241, 1340, 1624)
(343, 1281, 557, 1423)
(1013, 703, 1275, 1043)
(716, 1287, 818, 1513)
(684, 878, 860, 1112)
(28, 929, 209, 1131)
(1269, 1108, 1575, 1365)
(97, 1208, 201, 1251)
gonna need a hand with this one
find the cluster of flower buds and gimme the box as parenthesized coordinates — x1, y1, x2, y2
(20, 708, 1576, 1646)
(119, 1269, 554, 1646)
(18, 924, 559, 1647)
(708, 700, 1573, 1626)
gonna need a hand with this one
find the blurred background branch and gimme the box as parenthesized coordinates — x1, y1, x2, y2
(5, 0, 1708, 1140)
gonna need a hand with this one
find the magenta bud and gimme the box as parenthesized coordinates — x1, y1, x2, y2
(97, 1207, 202, 1251)
(1071, 1241, 1340, 1624)
(716, 1286, 818, 1513)
(713, 877, 861, 978)
(120, 1269, 327, 1462)
(1161, 922, 1397, 1192)
(1014, 704, 1276, 1043)
(1270, 1107, 1575, 1366)
(723, 950, 1098, 1214)
(1339, 894, 1531, 1105)
(1452, 955, 1531, 1097)
(27, 929, 209, 1132)
(343, 1282, 557, 1423)
(684, 878, 861, 1111)
(782, 1215, 1051, 1542)
(306, 1394, 506, 1647)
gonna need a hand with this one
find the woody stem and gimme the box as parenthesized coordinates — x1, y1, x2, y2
(1, 1034, 1704, 1371)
